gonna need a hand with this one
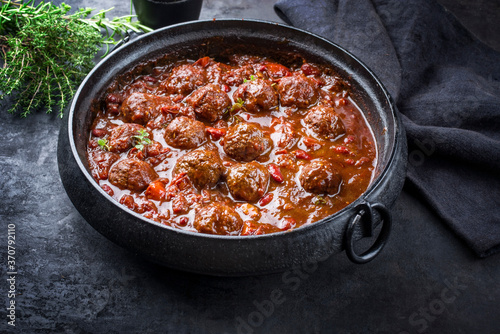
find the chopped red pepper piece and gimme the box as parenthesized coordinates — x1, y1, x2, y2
(172, 195, 188, 214)
(334, 146, 351, 155)
(101, 184, 114, 196)
(282, 217, 296, 230)
(127, 147, 145, 160)
(119, 194, 137, 211)
(268, 163, 284, 183)
(206, 126, 227, 140)
(301, 63, 321, 76)
(344, 135, 355, 144)
(261, 62, 291, 78)
(294, 149, 312, 160)
(275, 148, 288, 155)
(302, 137, 318, 147)
(171, 172, 188, 185)
(355, 157, 371, 166)
(258, 193, 274, 206)
(194, 56, 211, 67)
(145, 180, 167, 201)
(302, 137, 323, 150)
(241, 221, 265, 236)
(160, 105, 180, 114)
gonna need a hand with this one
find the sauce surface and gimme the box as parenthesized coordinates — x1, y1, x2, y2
(86, 53, 377, 235)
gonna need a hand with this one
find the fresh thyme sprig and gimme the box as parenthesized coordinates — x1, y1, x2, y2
(132, 128, 151, 151)
(0, 0, 152, 118)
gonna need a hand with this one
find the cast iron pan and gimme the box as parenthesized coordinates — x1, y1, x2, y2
(58, 19, 407, 276)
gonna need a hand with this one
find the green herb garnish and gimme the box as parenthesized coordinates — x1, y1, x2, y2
(230, 98, 245, 112)
(243, 74, 256, 83)
(0, 0, 152, 118)
(313, 196, 326, 205)
(232, 115, 243, 124)
(97, 138, 110, 151)
(132, 128, 151, 151)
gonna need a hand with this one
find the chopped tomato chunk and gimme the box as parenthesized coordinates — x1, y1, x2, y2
(145, 180, 167, 201)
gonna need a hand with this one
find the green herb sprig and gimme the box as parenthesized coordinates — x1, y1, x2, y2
(97, 138, 110, 151)
(243, 74, 256, 83)
(132, 128, 151, 151)
(230, 97, 245, 113)
(0, 0, 152, 118)
(312, 195, 326, 205)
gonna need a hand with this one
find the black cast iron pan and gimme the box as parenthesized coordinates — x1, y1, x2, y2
(58, 19, 407, 276)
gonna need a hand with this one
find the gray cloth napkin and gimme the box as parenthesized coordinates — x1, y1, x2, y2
(275, 0, 500, 257)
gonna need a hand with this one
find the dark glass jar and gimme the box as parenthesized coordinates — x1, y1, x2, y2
(132, 0, 203, 29)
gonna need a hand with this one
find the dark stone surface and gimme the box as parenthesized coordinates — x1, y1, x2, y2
(1, 0, 499, 333)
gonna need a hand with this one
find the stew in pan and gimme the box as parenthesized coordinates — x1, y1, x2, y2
(86, 52, 376, 236)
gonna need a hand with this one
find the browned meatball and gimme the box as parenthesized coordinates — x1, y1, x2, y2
(193, 203, 243, 235)
(221, 64, 254, 86)
(164, 116, 206, 149)
(299, 159, 342, 195)
(120, 92, 171, 125)
(185, 83, 231, 122)
(223, 122, 271, 162)
(161, 64, 206, 95)
(304, 105, 345, 140)
(109, 158, 158, 192)
(108, 123, 147, 153)
(277, 74, 319, 108)
(232, 78, 279, 113)
(226, 162, 270, 202)
(172, 150, 223, 189)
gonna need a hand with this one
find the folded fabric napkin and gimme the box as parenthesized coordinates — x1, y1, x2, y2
(275, 0, 500, 257)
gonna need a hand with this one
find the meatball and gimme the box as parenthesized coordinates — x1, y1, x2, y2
(172, 150, 223, 189)
(221, 64, 254, 86)
(226, 162, 270, 202)
(164, 116, 206, 149)
(277, 74, 319, 108)
(185, 83, 231, 122)
(120, 92, 171, 125)
(161, 64, 206, 95)
(193, 203, 243, 235)
(299, 159, 342, 195)
(232, 78, 279, 113)
(109, 158, 158, 192)
(108, 123, 147, 153)
(304, 105, 345, 140)
(223, 122, 271, 162)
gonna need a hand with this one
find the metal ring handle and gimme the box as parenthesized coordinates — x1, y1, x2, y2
(345, 202, 392, 264)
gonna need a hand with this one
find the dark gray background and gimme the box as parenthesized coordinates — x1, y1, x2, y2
(1, 0, 499, 333)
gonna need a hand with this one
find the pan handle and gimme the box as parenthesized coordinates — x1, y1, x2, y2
(344, 201, 392, 264)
